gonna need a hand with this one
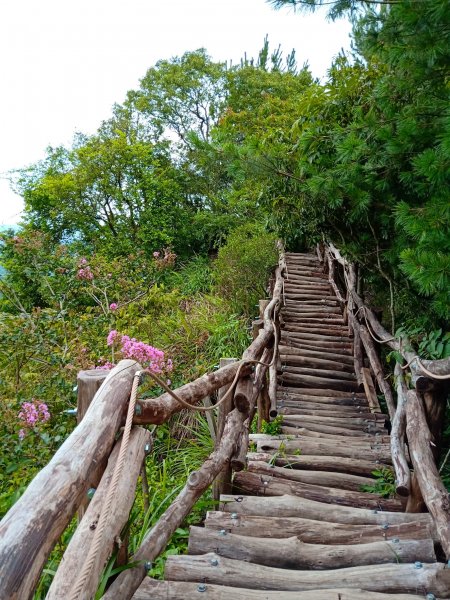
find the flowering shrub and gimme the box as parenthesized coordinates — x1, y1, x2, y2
(106, 330, 173, 374)
(153, 248, 177, 270)
(18, 400, 51, 439)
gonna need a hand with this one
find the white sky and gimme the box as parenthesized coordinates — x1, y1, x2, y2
(0, 0, 351, 226)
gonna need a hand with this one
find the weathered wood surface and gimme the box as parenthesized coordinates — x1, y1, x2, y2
(0, 359, 140, 600)
(279, 413, 385, 432)
(134, 579, 431, 600)
(245, 452, 385, 477)
(220, 494, 432, 526)
(391, 364, 411, 497)
(165, 553, 449, 595)
(204, 511, 437, 543)
(233, 471, 402, 511)
(246, 460, 375, 491)
(361, 367, 382, 413)
(278, 385, 367, 399)
(187, 526, 435, 569)
(406, 389, 450, 558)
(47, 426, 150, 600)
(255, 437, 392, 463)
(77, 368, 108, 423)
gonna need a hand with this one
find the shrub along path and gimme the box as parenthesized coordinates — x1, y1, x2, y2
(134, 253, 448, 599)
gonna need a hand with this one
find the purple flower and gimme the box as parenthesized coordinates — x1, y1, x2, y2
(109, 303, 118, 312)
(18, 400, 50, 430)
(107, 330, 119, 346)
(18, 429, 26, 441)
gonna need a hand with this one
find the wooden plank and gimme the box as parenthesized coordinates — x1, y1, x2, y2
(361, 367, 382, 413)
(220, 494, 430, 525)
(187, 526, 435, 569)
(164, 553, 449, 595)
(204, 511, 437, 543)
(232, 471, 402, 511)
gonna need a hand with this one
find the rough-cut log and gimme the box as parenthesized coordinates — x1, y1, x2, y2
(359, 325, 395, 419)
(102, 404, 251, 600)
(279, 407, 384, 424)
(280, 372, 360, 392)
(188, 526, 435, 569)
(165, 553, 449, 595)
(0, 359, 140, 600)
(280, 424, 385, 440)
(246, 460, 374, 491)
(47, 426, 150, 600)
(406, 389, 450, 558)
(361, 367, 382, 412)
(246, 452, 385, 477)
(279, 346, 353, 365)
(282, 365, 357, 382)
(213, 358, 237, 502)
(348, 310, 363, 387)
(77, 369, 108, 423)
(269, 318, 281, 418)
(391, 365, 410, 497)
(204, 511, 437, 544)
(233, 471, 402, 511)
(278, 386, 367, 400)
(134, 579, 433, 600)
(280, 413, 385, 432)
(282, 338, 353, 357)
(256, 437, 392, 463)
(220, 494, 426, 526)
(234, 375, 254, 414)
(282, 330, 352, 344)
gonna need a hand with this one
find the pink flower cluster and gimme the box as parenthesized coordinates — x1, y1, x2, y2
(107, 330, 173, 374)
(77, 266, 94, 280)
(109, 302, 118, 311)
(96, 361, 115, 370)
(18, 400, 51, 439)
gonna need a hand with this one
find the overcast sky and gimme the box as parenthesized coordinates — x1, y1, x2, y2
(0, 0, 352, 226)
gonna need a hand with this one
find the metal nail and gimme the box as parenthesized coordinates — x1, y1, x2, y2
(231, 512, 238, 519)
(144, 561, 152, 572)
(392, 538, 399, 543)
(372, 509, 378, 514)
(219, 529, 227, 536)
(426, 594, 436, 600)
(87, 488, 96, 500)
(382, 524, 389, 530)
(414, 561, 423, 569)
(198, 583, 207, 592)
(64, 408, 77, 415)
(210, 558, 219, 566)
(144, 443, 151, 454)
(134, 404, 142, 416)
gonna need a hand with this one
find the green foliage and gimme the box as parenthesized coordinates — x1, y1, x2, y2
(361, 468, 396, 498)
(251, 414, 284, 435)
(213, 223, 278, 315)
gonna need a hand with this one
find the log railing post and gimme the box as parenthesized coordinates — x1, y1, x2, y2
(212, 358, 237, 502)
(77, 369, 108, 423)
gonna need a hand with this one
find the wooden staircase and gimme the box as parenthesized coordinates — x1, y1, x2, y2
(134, 252, 448, 599)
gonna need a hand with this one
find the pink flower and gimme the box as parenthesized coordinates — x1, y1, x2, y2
(153, 251, 160, 258)
(79, 257, 88, 266)
(77, 266, 94, 281)
(18, 429, 26, 441)
(107, 330, 119, 346)
(109, 303, 118, 312)
(166, 379, 171, 386)
(96, 361, 115, 370)
(18, 400, 50, 429)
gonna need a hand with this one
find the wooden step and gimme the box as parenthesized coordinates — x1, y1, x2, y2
(187, 526, 435, 570)
(280, 372, 361, 392)
(135, 579, 431, 600)
(204, 510, 437, 544)
(279, 346, 354, 365)
(164, 554, 448, 595)
(281, 366, 357, 382)
(232, 471, 402, 511)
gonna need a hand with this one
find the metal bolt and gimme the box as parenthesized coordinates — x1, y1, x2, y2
(263, 481, 268, 486)
(210, 558, 219, 566)
(144, 561, 152, 572)
(198, 583, 207, 592)
(426, 594, 436, 600)
(382, 524, 389, 530)
(72, 385, 78, 392)
(392, 538, 399, 543)
(134, 404, 142, 416)
(414, 561, 423, 569)
(219, 529, 227, 536)
(372, 509, 378, 514)
(64, 408, 78, 415)
(375, 459, 380, 464)
(144, 443, 151, 454)
(231, 512, 238, 519)
(87, 488, 96, 500)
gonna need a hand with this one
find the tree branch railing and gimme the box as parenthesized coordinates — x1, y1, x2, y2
(325, 241, 450, 559)
(0, 247, 286, 600)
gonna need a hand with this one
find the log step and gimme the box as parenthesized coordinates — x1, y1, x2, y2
(187, 527, 436, 569)
(164, 553, 448, 595)
(204, 510, 438, 543)
(134, 579, 432, 600)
